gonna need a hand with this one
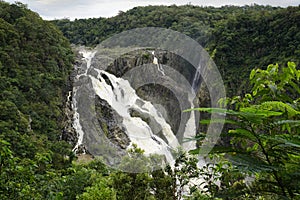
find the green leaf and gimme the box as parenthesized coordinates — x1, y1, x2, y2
(183, 133, 206, 142)
(289, 81, 300, 94)
(273, 120, 300, 127)
(228, 154, 275, 172)
(249, 69, 256, 80)
(257, 101, 300, 117)
(228, 128, 257, 141)
(189, 146, 241, 155)
(185, 107, 229, 114)
(200, 119, 239, 125)
(240, 107, 283, 117)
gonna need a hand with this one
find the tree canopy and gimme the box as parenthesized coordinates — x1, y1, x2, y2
(0, 1, 74, 198)
(52, 5, 300, 95)
(0, 1, 299, 199)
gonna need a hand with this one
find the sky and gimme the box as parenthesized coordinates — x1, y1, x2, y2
(4, 0, 300, 20)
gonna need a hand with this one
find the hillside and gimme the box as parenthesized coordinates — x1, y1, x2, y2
(0, 2, 299, 200)
(53, 5, 300, 94)
(0, 2, 74, 198)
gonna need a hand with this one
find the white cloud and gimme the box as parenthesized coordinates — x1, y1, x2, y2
(3, 0, 300, 20)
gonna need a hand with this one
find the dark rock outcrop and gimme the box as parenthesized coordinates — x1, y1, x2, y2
(62, 47, 211, 153)
(61, 50, 84, 147)
(103, 50, 198, 137)
(95, 96, 130, 149)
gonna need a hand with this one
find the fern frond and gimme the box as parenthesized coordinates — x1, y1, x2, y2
(253, 101, 300, 117)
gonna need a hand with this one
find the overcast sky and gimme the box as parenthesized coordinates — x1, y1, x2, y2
(4, 0, 300, 20)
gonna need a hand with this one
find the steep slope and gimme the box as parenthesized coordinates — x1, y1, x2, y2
(208, 6, 300, 94)
(52, 5, 282, 47)
(52, 5, 300, 95)
(0, 2, 74, 198)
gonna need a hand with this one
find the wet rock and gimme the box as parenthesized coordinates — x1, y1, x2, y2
(129, 107, 169, 144)
(63, 46, 211, 154)
(61, 50, 85, 147)
(95, 96, 130, 149)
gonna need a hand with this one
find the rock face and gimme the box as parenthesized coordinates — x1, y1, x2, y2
(62, 47, 211, 152)
(95, 96, 130, 149)
(135, 84, 181, 136)
(61, 90, 76, 145)
(104, 50, 196, 83)
(61, 52, 83, 148)
(103, 50, 197, 137)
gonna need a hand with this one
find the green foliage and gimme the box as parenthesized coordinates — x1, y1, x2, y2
(251, 62, 300, 103)
(1, 1, 300, 199)
(77, 176, 116, 200)
(191, 62, 300, 199)
(0, 1, 74, 199)
(72, 147, 204, 200)
(208, 8, 300, 95)
(52, 5, 300, 97)
(52, 5, 280, 47)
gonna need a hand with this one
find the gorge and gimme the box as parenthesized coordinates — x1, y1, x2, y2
(1, 2, 299, 199)
(70, 47, 202, 171)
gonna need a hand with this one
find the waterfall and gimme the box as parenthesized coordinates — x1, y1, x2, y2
(72, 50, 96, 152)
(70, 49, 212, 196)
(157, 63, 165, 75)
(72, 49, 200, 168)
(152, 51, 165, 75)
(182, 103, 196, 151)
(72, 49, 182, 163)
(91, 69, 179, 163)
(192, 63, 201, 94)
(72, 89, 85, 153)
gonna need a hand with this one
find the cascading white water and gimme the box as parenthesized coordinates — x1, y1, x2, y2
(192, 65, 201, 94)
(72, 90, 84, 152)
(72, 50, 96, 152)
(91, 70, 178, 163)
(71, 49, 210, 198)
(73, 49, 198, 166)
(182, 104, 196, 151)
(152, 51, 165, 75)
(157, 63, 165, 75)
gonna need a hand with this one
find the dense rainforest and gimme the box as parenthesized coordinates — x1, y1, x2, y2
(0, 1, 75, 199)
(53, 4, 300, 95)
(0, 1, 299, 199)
